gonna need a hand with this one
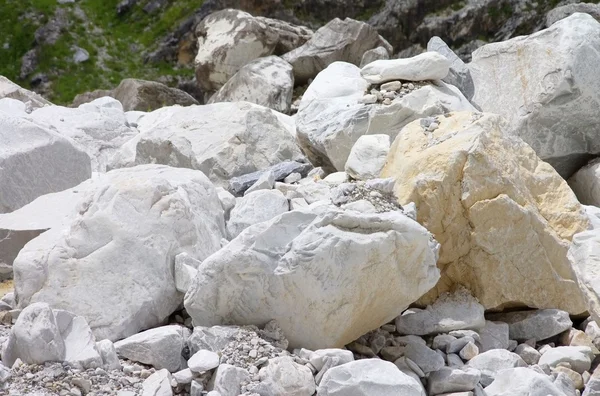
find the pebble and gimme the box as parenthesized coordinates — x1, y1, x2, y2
(359, 94, 377, 104)
(459, 342, 479, 360)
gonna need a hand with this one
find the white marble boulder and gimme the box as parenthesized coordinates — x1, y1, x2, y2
(185, 204, 440, 350)
(13, 165, 227, 341)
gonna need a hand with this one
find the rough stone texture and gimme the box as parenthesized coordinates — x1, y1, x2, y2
(251, 356, 316, 396)
(514, 343, 541, 365)
(395, 287, 485, 336)
(185, 204, 440, 350)
(381, 111, 589, 313)
(477, 321, 510, 352)
(54, 309, 103, 370)
(186, 325, 240, 356)
(485, 367, 567, 396)
(188, 350, 220, 373)
(318, 359, 426, 396)
(0, 113, 91, 214)
(344, 134, 390, 181)
(360, 46, 389, 68)
(470, 13, 600, 178)
(142, 369, 172, 396)
(428, 367, 481, 395)
(569, 229, 600, 327)
(282, 18, 381, 85)
(427, 36, 475, 101)
(569, 159, 600, 206)
(209, 56, 294, 114)
(297, 62, 475, 172)
(467, 350, 527, 387)
(403, 342, 445, 374)
(360, 52, 450, 84)
(108, 102, 304, 189)
(227, 189, 289, 239)
(0, 180, 92, 280)
(207, 364, 249, 396)
(546, 3, 600, 26)
(229, 161, 312, 196)
(14, 165, 226, 342)
(114, 325, 190, 372)
(487, 309, 573, 342)
(194, 9, 279, 92)
(111, 78, 199, 112)
(0, 76, 51, 111)
(538, 346, 594, 374)
(96, 339, 121, 370)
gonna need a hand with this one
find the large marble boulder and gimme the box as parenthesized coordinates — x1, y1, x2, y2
(13, 165, 227, 341)
(184, 204, 440, 350)
(470, 13, 600, 178)
(381, 111, 589, 313)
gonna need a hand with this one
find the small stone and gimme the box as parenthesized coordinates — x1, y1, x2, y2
(382, 98, 392, 105)
(515, 343, 542, 365)
(553, 366, 584, 389)
(460, 342, 479, 360)
(428, 367, 481, 395)
(447, 353, 464, 367)
(359, 94, 377, 104)
(283, 173, 301, 184)
(487, 309, 572, 342)
(404, 342, 445, 374)
(433, 334, 457, 350)
(188, 350, 220, 374)
(448, 337, 475, 354)
(380, 81, 402, 91)
(428, 122, 439, 131)
(249, 349, 258, 358)
(173, 368, 193, 385)
(383, 91, 396, 99)
(508, 340, 518, 351)
(72, 378, 92, 394)
(538, 346, 594, 374)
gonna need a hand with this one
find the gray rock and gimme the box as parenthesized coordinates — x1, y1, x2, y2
(173, 368, 193, 385)
(252, 356, 316, 396)
(477, 321, 509, 352)
(360, 46, 389, 68)
(395, 287, 485, 336)
(0, 75, 51, 110)
(467, 349, 527, 386)
(282, 18, 381, 85)
(96, 339, 121, 370)
(142, 369, 172, 396)
(112, 78, 198, 112)
(345, 134, 391, 181)
(403, 342, 445, 374)
(447, 353, 465, 368)
(54, 310, 103, 370)
(432, 334, 457, 351)
(115, 325, 190, 372)
(72, 46, 89, 63)
(186, 326, 240, 356)
(546, 3, 600, 26)
(427, 36, 475, 101)
(447, 337, 475, 354)
(459, 342, 479, 361)
(487, 309, 572, 342)
(244, 170, 276, 196)
(209, 56, 294, 114)
(229, 161, 313, 196)
(428, 367, 481, 395)
(319, 359, 426, 396)
(207, 364, 250, 396)
(309, 349, 354, 372)
(188, 350, 220, 374)
(538, 346, 594, 374)
(515, 343, 541, 365)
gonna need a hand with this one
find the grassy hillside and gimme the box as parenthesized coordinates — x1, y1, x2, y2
(0, 0, 200, 104)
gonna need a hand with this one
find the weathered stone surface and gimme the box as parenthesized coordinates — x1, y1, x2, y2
(29, 97, 137, 172)
(470, 13, 600, 178)
(112, 78, 198, 112)
(252, 356, 315, 396)
(207, 364, 249, 396)
(427, 36, 475, 101)
(487, 309, 573, 342)
(109, 102, 304, 189)
(54, 309, 103, 370)
(227, 190, 289, 239)
(428, 367, 481, 395)
(318, 359, 426, 396)
(96, 339, 121, 370)
(477, 321, 509, 352)
(297, 62, 475, 171)
(569, 230, 600, 327)
(14, 165, 226, 341)
(360, 52, 450, 84)
(345, 134, 390, 181)
(229, 161, 312, 196)
(115, 325, 190, 372)
(360, 46, 389, 68)
(187, 325, 240, 356)
(467, 350, 527, 386)
(142, 369, 172, 396)
(382, 111, 589, 313)
(403, 342, 445, 374)
(485, 367, 566, 396)
(282, 18, 381, 84)
(0, 180, 92, 280)
(0, 76, 51, 111)
(0, 113, 91, 214)
(185, 205, 440, 350)
(538, 346, 594, 374)
(546, 3, 600, 26)
(209, 56, 294, 114)
(395, 287, 485, 336)
(514, 343, 541, 365)
(569, 159, 600, 206)
(194, 9, 279, 92)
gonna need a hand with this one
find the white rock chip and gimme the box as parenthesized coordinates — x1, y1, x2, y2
(0, 113, 91, 213)
(318, 359, 426, 396)
(485, 367, 566, 396)
(96, 339, 121, 370)
(185, 205, 439, 350)
(188, 350, 220, 374)
(108, 102, 304, 189)
(252, 356, 316, 396)
(207, 364, 249, 396)
(115, 325, 190, 372)
(470, 13, 600, 178)
(466, 350, 527, 386)
(245, 170, 276, 196)
(345, 134, 391, 180)
(487, 309, 573, 342)
(514, 343, 541, 365)
(186, 326, 240, 356)
(538, 346, 594, 374)
(14, 165, 226, 341)
(174, 255, 199, 294)
(142, 369, 172, 396)
(428, 367, 481, 395)
(55, 309, 103, 369)
(395, 288, 485, 336)
(360, 52, 450, 84)
(227, 190, 289, 239)
(209, 56, 294, 114)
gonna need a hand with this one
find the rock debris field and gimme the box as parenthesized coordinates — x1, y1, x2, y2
(4, 6, 600, 396)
